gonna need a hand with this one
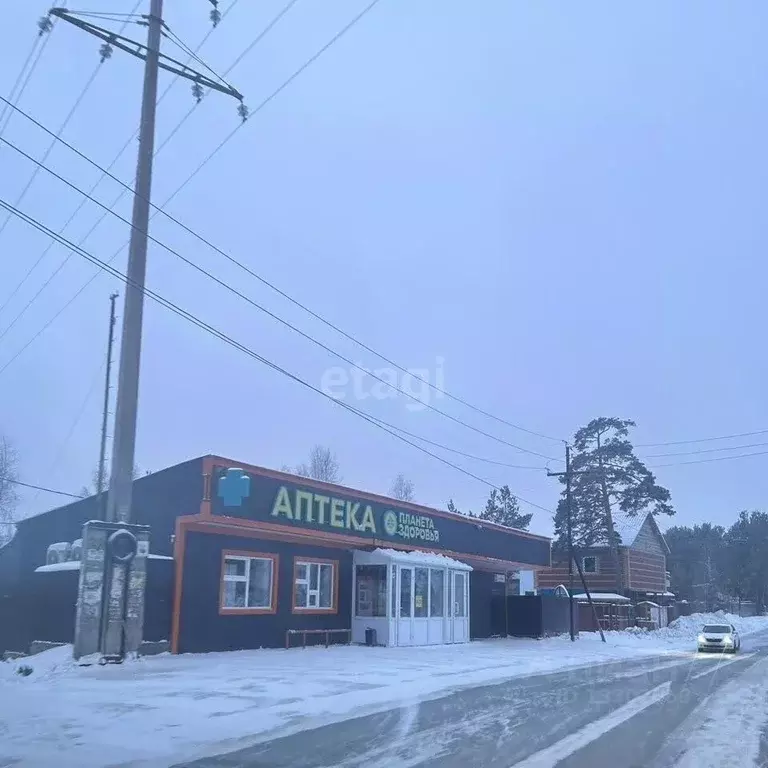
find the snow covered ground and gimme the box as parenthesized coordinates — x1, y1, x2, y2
(671, 654, 768, 768)
(0, 612, 766, 767)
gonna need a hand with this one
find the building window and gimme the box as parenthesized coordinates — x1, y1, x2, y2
(414, 567, 429, 618)
(582, 556, 599, 574)
(429, 569, 445, 617)
(400, 567, 412, 617)
(355, 564, 387, 617)
(220, 551, 277, 614)
(293, 559, 337, 613)
(453, 571, 467, 617)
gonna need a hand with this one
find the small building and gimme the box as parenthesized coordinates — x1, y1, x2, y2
(537, 512, 670, 601)
(0, 455, 552, 655)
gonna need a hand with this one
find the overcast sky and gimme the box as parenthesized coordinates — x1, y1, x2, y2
(1, 0, 767, 536)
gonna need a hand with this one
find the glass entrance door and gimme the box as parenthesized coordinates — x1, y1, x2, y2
(450, 570, 469, 643)
(397, 566, 414, 646)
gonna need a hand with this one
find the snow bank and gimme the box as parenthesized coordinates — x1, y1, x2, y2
(622, 611, 768, 644)
(1, 614, 766, 767)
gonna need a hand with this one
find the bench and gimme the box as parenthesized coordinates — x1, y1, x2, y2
(285, 628, 352, 649)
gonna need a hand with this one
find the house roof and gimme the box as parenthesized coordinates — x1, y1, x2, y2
(591, 512, 671, 555)
(573, 592, 631, 603)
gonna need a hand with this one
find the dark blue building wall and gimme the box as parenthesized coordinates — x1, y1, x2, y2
(0, 458, 203, 654)
(1, 457, 203, 586)
(178, 531, 354, 653)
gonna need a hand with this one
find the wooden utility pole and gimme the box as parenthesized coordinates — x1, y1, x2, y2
(548, 445, 606, 643)
(96, 292, 118, 518)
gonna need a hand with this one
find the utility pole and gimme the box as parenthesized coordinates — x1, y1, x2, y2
(49, 4, 244, 524)
(106, 0, 163, 525)
(96, 292, 119, 518)
(548, 445, 606, 643)
(50, 4, 245, 662)
(565, 444, 574, 640)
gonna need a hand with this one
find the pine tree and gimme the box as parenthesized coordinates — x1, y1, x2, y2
(554, 417, 674, 590)
(477, 485, 532, 530)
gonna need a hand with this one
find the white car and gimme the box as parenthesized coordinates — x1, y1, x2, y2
(697, 623, 741, 653)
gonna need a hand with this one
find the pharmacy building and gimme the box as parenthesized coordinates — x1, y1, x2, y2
(0, 455, 552, 655)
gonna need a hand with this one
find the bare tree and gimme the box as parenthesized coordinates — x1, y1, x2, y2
(79, 462, 143, 499)
(390, 473, 415, 502)
(292, 445, 342, 483)
(0, 435, 19, 546)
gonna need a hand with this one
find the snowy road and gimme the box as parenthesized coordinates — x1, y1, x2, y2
(184, 631, 768, 768)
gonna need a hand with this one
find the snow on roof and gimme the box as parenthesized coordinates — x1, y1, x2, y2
(588, 513, 670, 554)
(573, 592, 631, 603)
(647, 591, 675, 598)
(371, 548, 472, 571)
(35, 561, 80, 573)
(34, 554, 173, 573)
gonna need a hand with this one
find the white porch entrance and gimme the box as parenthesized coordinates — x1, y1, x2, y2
(352, 548, 472, 647)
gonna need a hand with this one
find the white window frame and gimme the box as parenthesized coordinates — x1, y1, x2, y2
(294, 560, 335, 611)
(582, 555, 599, 574)
(221, 554, 275, 611)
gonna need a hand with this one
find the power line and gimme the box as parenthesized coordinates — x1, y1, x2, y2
(643, 440, 768, 459)
(0, 34, 104, 243)
(0, 0, 239, 341)
(30, 354, 106, 505)
(0, 91, 562, 450)
(649, 449, 768, 468)
(0, 195, 554, 515)
(0, 477, 82, 500)
(0, 0, 274, 350)
(0, 3, 142, 317)
(0, 14, 57, 136)
(0, 33, 42, 130)
(0, 0, 368, 348)
(219, 0, 301, 78)
(1, 133, 560, 463)
(155, 0, 384, 213)
(635, 429, 768, 448)
(363, 414, 550, 470)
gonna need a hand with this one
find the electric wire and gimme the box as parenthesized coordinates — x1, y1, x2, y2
(0, 0, 237, 339)
(0, 12, 57, 136)
(0, 133, 560, 462)
(0, 35, 42, 131)
(642, 440, 768, 459)
(0, 194, 554, 514)
(635, 429, 768, 448)
(0, 478, 82, 500)
(29, 354, 107, 505)
(0, 3, 141, 316)
(0, 91, 562, 447)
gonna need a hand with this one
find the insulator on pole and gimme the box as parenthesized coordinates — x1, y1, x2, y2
(209, 0, 221, 28)
(237, 101, 249, 123)
(38, 15, 53, 36)
(99, 42, 114, 63)
(191, 80, 204, 103)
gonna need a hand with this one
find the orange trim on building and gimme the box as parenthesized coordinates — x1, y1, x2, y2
(203, 454, 551, 543)
(170, 507, 549, 653)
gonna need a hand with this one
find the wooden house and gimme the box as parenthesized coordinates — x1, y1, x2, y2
(537, 512, 669, 600)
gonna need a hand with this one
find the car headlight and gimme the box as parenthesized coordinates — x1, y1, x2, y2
(723, 635, 733, 645)
(698, 634, 706, 644)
